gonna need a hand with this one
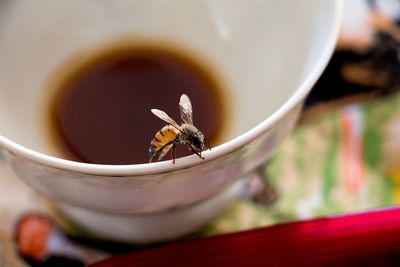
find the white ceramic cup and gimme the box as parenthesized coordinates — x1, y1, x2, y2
(0, 0, 341, 243)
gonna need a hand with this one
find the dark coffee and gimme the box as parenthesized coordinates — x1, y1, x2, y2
(46, 43, 225, 164)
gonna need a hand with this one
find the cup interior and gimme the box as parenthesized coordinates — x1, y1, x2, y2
(0, 0, 336, 159)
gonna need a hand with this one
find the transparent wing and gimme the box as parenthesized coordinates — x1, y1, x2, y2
(151, 109, 182, 131)
(179, 94, 193, 125)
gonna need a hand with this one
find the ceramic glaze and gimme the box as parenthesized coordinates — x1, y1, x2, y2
(0, 0, 341, 242)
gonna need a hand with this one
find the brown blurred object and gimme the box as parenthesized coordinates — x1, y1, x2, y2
(305, 0, 400, 111)
(14, 213, 87, 267)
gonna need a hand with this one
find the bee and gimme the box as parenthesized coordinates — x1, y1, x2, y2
(149, 94, 210, 163)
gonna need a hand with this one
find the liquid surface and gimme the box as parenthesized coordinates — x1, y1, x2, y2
(47, 45, 225, 164)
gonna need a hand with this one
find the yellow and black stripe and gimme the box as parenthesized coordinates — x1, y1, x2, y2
(149, 125, 179, 162)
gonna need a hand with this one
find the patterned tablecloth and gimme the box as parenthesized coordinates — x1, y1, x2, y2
(3, 0, 400, 266)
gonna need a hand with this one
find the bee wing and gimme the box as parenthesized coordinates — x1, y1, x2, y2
(179, 94, 193, 125)
(151, 109, 182, 131)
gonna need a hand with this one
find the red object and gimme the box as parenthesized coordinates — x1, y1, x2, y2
(91, 207, 400, 266)
(15, 214, 54, 261)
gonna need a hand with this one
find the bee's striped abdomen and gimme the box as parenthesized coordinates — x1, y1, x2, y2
(149, 125, 179, 162)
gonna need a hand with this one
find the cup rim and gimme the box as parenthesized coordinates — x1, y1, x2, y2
(0, 0, 342, 176)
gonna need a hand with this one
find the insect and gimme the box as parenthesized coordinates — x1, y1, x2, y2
(149, 94, 210, 163)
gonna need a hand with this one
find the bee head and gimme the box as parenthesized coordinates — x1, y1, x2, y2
(184, 126, 204, 150)
(191, 132, 205, 151)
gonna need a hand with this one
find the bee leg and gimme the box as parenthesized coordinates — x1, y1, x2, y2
(154, 141, 175, 162)
(171, 143, 176, 164)
(190, 145, 204, 160)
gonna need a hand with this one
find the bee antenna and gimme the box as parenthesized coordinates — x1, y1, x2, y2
(205, 137, 211, 151)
